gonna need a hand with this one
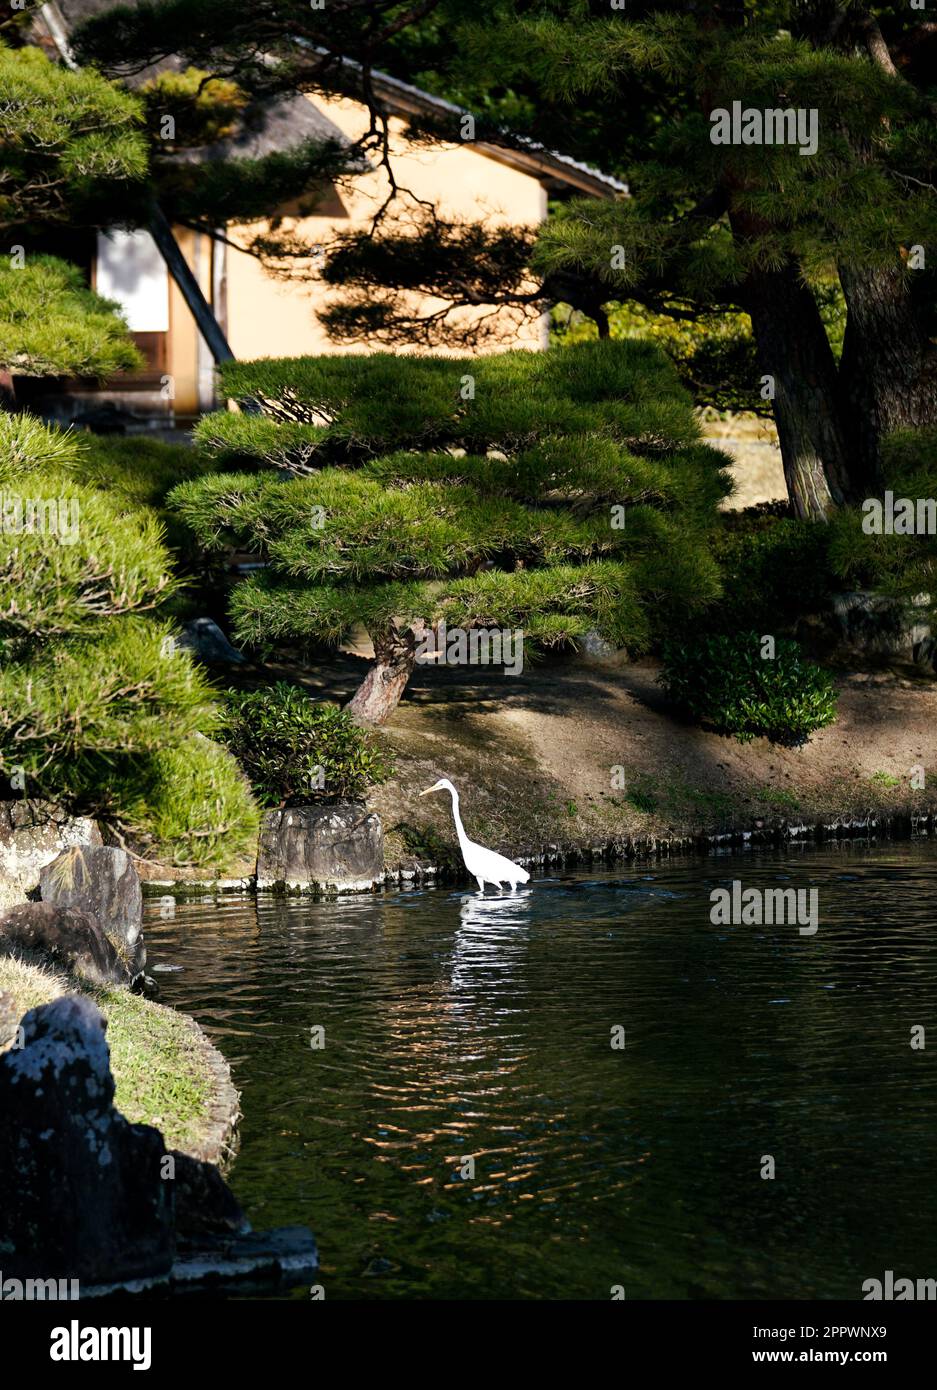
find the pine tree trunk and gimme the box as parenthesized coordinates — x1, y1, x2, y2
(742, 259, 855, 519)
(344, 620, 423, 727)
(838, 258, 937, 492)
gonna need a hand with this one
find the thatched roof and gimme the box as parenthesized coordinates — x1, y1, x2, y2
(41, 0, 626, 197)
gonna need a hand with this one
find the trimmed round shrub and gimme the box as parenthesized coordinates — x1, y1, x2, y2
(659, 632, 838, 745)
(221, 682, 393, 806)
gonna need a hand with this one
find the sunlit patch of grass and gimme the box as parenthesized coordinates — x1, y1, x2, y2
(869, 770, 902, 790)
(0, 954, 211, 1153)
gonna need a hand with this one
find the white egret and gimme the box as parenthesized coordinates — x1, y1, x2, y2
(419, 777, 531, 894)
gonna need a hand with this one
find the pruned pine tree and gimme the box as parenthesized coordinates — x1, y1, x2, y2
(0, 257, 142, 382)
(169, 341, 732, 725)
(256, 0, 935, 523)
(0, 413, 258, 868)
(76, 2, 937, 519)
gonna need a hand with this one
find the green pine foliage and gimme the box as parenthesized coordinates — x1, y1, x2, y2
(173, 342, 731, 712)
(157, 137, 354, 228)
(0, 410, 80, 479)
(104, 737, 259, 870)
(0, 417, 258, 869)
(76, 433, 222, 555)
(0, 256, 142, 378)
(0, 418, 172, 654)
(0, 42, 148, 233)
(139, 66, 247, 148)
(553, 281, 848, 418)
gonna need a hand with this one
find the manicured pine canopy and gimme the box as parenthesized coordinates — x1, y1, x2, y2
(171, 340, 733, 723)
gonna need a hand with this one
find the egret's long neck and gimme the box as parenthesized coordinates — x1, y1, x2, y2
(447, 787, 470, 851)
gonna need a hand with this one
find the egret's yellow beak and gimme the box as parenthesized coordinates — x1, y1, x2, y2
(418, 786, 437, 796)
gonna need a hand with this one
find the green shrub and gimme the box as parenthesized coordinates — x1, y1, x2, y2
(828, 426, 937, 623)
(221, 682, 393, 806)
(659, 632, 838, 745)
(708, 509, 835, 635)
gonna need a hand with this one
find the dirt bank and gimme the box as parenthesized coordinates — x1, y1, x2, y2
(130, 641, 937, 886)
(365, 654, 937, 874)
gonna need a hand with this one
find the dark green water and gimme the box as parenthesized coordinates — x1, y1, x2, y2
(146, 843, 937, 1300)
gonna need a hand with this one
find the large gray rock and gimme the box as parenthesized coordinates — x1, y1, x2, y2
(0, 801, 102, 912)
(175, 616, 245, 664)
(40, 845, 144, 980)
(257, 803, 384, 892)
(829, 591, 931, 662)
(0, 995, 173, 1283)
(0, 994, 315, 1295)
(0, 901, 130, 987)
(171, 1152, 248, 1239)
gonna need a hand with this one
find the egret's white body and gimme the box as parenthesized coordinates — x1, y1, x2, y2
(419, 777, 531, 894)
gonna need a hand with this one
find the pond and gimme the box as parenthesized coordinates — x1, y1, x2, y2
(146, 843, 937, 1300)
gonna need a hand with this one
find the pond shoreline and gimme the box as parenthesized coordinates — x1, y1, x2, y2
(132, 651, 937, 893)
(148, 847, 937, 1300)
(140, 809, 937, 895)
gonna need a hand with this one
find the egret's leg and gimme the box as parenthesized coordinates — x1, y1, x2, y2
(475, 876, 485, 894)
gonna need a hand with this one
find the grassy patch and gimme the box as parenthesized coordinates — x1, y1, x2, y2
(0, 955, 211, 1154)
(756, 785, 802, 812)
(869, 770, 902, 790)
(88, 984, 211, 1152)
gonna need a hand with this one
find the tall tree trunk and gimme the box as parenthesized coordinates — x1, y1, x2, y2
(838, 258, 937, 492)
(742, 258, 854, 518)
(344, 619, 425, 727)
(819, 7, 937, 488)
